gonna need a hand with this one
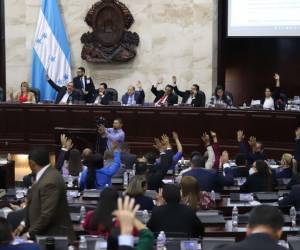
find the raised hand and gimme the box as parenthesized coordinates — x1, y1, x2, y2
(172, 131, 179, 141)
(157, 78, 164, 85)
(113, 196, 140, 235)
(274, 73, 280, 80)
(136, 80, 142, 89)
(172, 76, 177, 84)
(60, 134, 73, 150)
(237, 130, 245, 142)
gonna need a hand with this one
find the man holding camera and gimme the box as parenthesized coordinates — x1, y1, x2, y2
(96, 117, 125, 154)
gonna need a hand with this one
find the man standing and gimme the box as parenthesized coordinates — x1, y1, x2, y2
(73, 67, 95, 103)
(122, 81, 145, 105)
(172, 76, 206, 107)
(151, 78, 178, 106)
(97, 118, 125, 151)
(15, 147, 75, 243)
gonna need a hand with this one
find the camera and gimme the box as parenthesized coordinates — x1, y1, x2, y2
(95, 116, 107, 127)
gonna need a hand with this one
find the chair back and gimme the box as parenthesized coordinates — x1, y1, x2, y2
(29, 87, 40, 103)
(106, 88, 118, 101)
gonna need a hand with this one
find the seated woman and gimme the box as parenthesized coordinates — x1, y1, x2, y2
(210, 85, 233, 107)
(262, 87, 275, 110)
(9, 82, 36, 104)
(125, 175, 155, 211)
(79, 147, 121, 190)
(82, 188, 119, 236)
(275, 153, 297, 179)
(181, 176, 215, 211)
(241, 160, 275, 193)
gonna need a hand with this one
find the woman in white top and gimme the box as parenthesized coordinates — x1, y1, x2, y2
(262, 87, 275, 110)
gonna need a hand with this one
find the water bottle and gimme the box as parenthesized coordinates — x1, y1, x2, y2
(67, 175, 73, 188)
(290, 206, 297, 228)
(80, 206, 86, 222)
(210, 190, 216, 202)
(79, 236, 87, 250)
(142, 210, 150, 224)
(45, 237, 55, 250)
(232, 206, 238, 228)
(123, 171, 129, 188)
(7, 153, 12, 161)
(156, 231, 166, 250)
(68, 96, 73, 105)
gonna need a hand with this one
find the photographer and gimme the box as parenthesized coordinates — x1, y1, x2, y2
(96, 117, 125, 154)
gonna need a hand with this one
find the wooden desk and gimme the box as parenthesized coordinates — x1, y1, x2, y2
(0, 104, 299, 158)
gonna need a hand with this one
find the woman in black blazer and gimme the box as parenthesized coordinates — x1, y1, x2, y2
(241, 160, 275, 193)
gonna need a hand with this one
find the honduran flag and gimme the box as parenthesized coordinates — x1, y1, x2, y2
(31, 0, 72, 101)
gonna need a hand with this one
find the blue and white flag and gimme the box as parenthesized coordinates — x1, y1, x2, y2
(32, 0, 72, 101)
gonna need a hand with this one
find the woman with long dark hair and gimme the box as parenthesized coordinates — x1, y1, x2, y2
(241, 160, 275, 193)
(82, 187, 119, 236)
(210, 85, 233, 107)
(80, 153, 104, 190)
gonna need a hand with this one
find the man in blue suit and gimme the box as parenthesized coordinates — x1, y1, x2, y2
(121, 81, 145, 105)
(183, 155, 234, 192)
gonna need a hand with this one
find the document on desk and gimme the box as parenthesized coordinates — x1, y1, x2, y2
(227, 199, 261, 207)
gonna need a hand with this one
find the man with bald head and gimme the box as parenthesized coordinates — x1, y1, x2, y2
(121, 81, 145, 105)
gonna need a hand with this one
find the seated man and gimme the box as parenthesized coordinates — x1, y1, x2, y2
(151, 78, 178, 106)
(214, 205, 286, 250)
(120, 142, 137, 169)
(122, 81, 145, 105)
(47, 76, 81, 104)
(183, 155, 234, 192)
(237, 130, 266, 166)
(73, 67, 95, 103)
(92, 82, 113, 105)
(147, 184, 204, 237)
(172, 76, 206, 107)
(0, 218, 40, 250)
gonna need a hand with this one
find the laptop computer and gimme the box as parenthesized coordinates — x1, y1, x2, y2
(255, 192, 278, 202)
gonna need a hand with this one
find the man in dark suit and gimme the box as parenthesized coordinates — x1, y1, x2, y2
(92, 82, 113, 105)
(14, 147, 75, 243)
(121, 81, 145, 105)
(172, 76, 206, 107)
(214, 205, 286, 250)
(147, 184, 204, 237)
(183, 155, 234, 192)
(151, 78, 178, 106)
(47, 77, 81, 104)
(73, 67, 95, 103)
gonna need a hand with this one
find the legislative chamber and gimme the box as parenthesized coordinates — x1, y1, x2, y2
(0, 0, 300, 250)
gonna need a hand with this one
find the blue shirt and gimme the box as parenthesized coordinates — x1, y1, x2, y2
(0, 243, 41, 250)
(80, 152, 121, 190)
(106, 128, 125, 150)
